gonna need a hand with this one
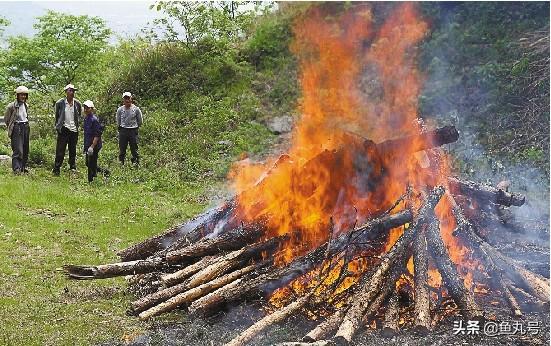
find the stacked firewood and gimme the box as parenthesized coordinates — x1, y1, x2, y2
(64, 126, 548, 346)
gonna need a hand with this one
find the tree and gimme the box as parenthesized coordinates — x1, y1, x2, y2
(3, 11, 111, 93)
(144, 1, 270, 45)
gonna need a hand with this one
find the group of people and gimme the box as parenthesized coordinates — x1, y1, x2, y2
(3, 84, 144, 182)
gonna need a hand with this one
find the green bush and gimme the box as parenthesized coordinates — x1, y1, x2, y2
(28, 137, 51, 167)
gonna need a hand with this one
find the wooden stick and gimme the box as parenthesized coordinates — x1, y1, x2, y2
(131, 251, 243, 314)
(63, 257, 165, 280)
(413, 226, 431, 333)
(224, 292, 314, 346)
(449, 192, 549, 304)
(275, 341, 332, 346)
(139, 262, 266, 320)
(303, 310, 345, 342)
(132, 236, 284, 314)
(160, 255, 219, 287)
(425, 214, 483, 319)
(381, 292, 399, 338)
(165, 222, 265, 265)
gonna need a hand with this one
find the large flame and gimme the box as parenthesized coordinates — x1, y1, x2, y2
(229, 3, 480, 301)
(230, 3, 433, 264)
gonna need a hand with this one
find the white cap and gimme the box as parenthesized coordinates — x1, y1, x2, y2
(14, 86, 29, 94)
(64, 84, 77, 91)
(122, 91, 132, 98)
(83, 100, 95, 108)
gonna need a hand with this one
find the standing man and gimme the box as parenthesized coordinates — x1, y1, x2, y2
(116, 92, 143, 165)
(82, 100, 103, 183)
(53, 84, 82, 176)
(3, 86, 30, 174)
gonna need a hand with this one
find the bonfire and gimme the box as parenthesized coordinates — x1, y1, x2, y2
(64, 4, 549, 346)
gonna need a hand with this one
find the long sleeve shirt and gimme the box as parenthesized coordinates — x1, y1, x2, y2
(83, 113, 102, 151)
(116, 104, 143, 129)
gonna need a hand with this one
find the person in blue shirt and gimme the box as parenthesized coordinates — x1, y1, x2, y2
(82, 100, 104, 182)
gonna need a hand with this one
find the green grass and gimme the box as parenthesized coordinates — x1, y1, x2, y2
(0, 163, 210, 345)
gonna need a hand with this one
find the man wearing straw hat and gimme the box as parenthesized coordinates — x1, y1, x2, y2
(3, 85, 30, 174)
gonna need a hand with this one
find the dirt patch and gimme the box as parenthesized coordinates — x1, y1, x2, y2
(99, 303, 549, 346)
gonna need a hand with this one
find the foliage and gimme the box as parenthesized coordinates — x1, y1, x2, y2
(144, 1, 268, 45)
(418, 2, 550, 173)
(2, 11, 111, 94)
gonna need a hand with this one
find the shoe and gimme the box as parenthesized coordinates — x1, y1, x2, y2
(52, 169, 60, 176)
(70, 166, 77, 171)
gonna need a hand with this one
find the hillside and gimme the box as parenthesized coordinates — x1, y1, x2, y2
(0, 2, 548, 345)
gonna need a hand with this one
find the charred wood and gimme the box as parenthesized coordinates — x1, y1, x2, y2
(132, 236, 285, 314)
(333, 186, 444, 344)
(425, 214, 483, 319)
(448, 177, 525, 207)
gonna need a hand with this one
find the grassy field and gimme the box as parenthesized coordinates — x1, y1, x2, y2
(0, 163, 211, 345)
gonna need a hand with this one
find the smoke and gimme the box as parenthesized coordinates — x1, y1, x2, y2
(418, 3, 550, 265)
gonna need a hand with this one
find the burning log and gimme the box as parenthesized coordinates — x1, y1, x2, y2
(449, 191, 550, 304)
(425, 214, 483, 320)
(381, 292, 400, 338)
(446, 193, 522, 317)
(448, 177, 525, 207)
(333, 186, 444, 344)
(165, 222, 266, 265)
(376, 125, 459, 158)
(188, 210, 413, 317)
(139, 261, 270, 320)
(413, 227, 431, 334)
(63, 257, 166, 280)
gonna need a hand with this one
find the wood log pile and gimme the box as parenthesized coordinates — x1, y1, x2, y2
(63, 125, 549, 345)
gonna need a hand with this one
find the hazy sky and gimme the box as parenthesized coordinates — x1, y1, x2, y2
(0, 1, 161, 41)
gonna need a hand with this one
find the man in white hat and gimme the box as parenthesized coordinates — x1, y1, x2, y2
(116, 91, 143, 165)
(82, 100, 105, 182)
(3, 85, 30, 173)
(53, 84, 82, 175)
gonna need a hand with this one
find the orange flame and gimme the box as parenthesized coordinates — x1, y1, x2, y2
(230, 3, 433, 266)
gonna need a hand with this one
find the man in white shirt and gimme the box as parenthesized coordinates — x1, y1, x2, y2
(53, 84, 82, 176)
(3, 86, 30, 174)
(116, 92, 143, 165)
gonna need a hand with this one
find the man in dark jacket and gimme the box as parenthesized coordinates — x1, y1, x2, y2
(3, 86, 30, 174)
(82, 100, 103, 183)
(53, 84, 82, 176)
